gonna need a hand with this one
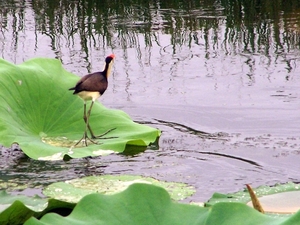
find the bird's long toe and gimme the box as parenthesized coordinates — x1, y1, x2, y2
(91, 128, 117, 139)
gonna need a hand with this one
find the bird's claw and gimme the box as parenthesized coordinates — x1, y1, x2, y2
(72, 133, 102, 147)
(91, 128, 118, 139)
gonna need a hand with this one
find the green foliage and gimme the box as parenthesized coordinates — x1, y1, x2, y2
(43, 175, 196, 202)
(2, 184, 300, 225)
(24, 184, 300, 225)
(206, 182, 300, 206)
(0, 191, 74, 225)
(25, 184, 205, 225)
(0, 58, 160, 160)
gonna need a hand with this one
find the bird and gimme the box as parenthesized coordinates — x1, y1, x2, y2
(69, 54, 115, 147)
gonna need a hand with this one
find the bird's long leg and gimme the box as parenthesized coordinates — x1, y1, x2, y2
(87, 111, 117, 139)
(83, 102, 87, 124)
(73, 101, 98, 147)
(86, 102, 117, 140)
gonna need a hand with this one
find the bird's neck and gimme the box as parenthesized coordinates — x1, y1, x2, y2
(103, 62, 113, 78)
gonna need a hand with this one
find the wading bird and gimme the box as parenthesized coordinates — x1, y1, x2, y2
(69, 54, 115, 146)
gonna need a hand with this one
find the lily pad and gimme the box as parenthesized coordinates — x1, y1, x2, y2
(43, 175, 196, 202)
(2, 184, 300, 225)
(0, 58, 160, 160)
(0, 191, 75, 225)
(207, 182, 300, 214)
(25, 183, 300, 225)
(246, 191, 300, 214)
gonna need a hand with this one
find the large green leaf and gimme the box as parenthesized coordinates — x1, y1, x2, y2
(24, 184, 300, 225)
(0, 191, 75, 225)
(0, 58, 160, 160)
(26, 183, 207, 225)
(2, 184, 300, 225)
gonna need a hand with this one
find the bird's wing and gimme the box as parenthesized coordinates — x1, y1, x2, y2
(73, 72, 108, 95)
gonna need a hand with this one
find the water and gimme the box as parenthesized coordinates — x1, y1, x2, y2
(1, 0, 300, 202)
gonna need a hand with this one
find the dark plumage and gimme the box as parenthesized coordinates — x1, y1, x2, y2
(69, 54, 115, 147)
(69, 54, 115, 100)
(70, 71, 108, 95)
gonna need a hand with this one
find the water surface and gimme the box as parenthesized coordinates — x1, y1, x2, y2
(1, 0, 300, 202)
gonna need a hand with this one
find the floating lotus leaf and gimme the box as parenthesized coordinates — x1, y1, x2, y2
(43, 175, 196, 202)
(2, 184, 300, 225)
(207, 182, 300, 214)
(0, 58, 160, 160)
(0, 191, 75, 225)
(25, 184, 300, 225)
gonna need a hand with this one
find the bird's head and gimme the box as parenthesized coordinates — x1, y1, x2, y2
(104, 54, 115, 78)
(106, 54, 115, 64)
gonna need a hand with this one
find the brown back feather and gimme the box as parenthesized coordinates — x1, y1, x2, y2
(70, 72, 108, 95)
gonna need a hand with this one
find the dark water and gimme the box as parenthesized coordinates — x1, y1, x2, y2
(1, 0, 300, 202)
